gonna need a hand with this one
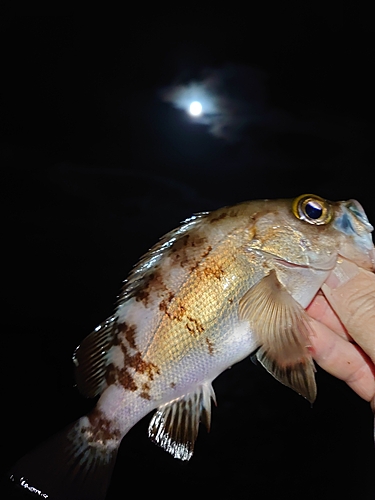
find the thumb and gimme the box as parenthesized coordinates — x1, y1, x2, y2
(322, 259, 375, 364)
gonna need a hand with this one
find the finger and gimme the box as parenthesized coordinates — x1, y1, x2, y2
(306, 292, 350, 340)
(322, 260, 375, 363)
(308, 317, 375, 402)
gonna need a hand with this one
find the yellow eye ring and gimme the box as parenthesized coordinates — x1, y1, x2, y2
(292, 194, 332, 225)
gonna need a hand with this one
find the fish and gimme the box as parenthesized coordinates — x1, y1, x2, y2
(10, 194, 375, 500)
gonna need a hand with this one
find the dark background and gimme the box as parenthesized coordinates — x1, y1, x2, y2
(2, 10, 375, 499)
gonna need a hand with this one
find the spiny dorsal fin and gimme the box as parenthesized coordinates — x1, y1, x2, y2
(239, 270, 317, 403)
(117, 212, 209, 305)
(148, 383, 216, 460)
(73, 316, 117, 398)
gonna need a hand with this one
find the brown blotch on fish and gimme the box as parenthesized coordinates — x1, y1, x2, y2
(190, 245, 213, 272)
(186, 323, 195, 335)
(171, 233, 207, 250)
(158, 292, 175, 313)
(114, 365, 138, 392)
(186, 316, 205, 336)
(206, 338, 214, 356)
(127, 350, 160, 381)
(107, 344, 160, 391)
(170, 234, 208, 268)
(117, 322, 137, 350)
(209, 212, 228, 223)
(161, 298, 186, 322)
(209, 208, 240, 222)
(135, 269, 168, 306)
(140, 382, 151, 400)
(119, 370, 138, 392)
(87, 410, 121, 444)
(200, 263, 224, 280)
(135, 288, 151, 304)
(172, 303, 186, 321)
(201, 246, 213, 258)
(159, 299, 168, 313)
(105, 363, 117, 386)
(170, 234, 190, 252)
(190, 234, 207, 247)
(170, 251, 190, 268)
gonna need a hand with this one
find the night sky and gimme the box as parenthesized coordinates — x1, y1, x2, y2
(2, 11, 375, 499)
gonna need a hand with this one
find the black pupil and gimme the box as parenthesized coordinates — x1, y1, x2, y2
(305, 201, 323, 219)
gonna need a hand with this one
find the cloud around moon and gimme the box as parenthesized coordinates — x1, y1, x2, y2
(158, 64, 272, 142)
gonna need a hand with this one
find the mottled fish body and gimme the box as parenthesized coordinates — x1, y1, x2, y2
(10, 195, 375, 500)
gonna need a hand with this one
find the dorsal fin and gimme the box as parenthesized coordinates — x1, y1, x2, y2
(73, 213, 210, 398)
(148, 383, 216, 460)
(117, 212, 209, 305)
(73, 316, 117, 398)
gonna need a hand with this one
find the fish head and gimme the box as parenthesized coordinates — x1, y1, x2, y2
(241, 195, 374, 402)
(248, 194, 375, 272)
(245, 194, 374, 306)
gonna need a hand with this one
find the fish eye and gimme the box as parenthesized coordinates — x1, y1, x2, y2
(305, 200, 323, 219)
(292, 194, 332, 225)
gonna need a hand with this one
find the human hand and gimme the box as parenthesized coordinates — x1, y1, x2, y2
(306, 259, 375, 411)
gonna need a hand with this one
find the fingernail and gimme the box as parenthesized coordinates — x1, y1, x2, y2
(323, 259, 359, 289)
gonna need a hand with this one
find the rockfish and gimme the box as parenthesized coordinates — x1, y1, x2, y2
(10, 194, 375, 500)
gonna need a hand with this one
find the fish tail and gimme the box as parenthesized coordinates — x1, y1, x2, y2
(9, 416, 120, 500)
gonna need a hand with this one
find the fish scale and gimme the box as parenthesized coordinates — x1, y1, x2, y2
(144, 249, 255, 376)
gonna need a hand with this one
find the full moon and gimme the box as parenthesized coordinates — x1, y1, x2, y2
(189, 101, 203, 116)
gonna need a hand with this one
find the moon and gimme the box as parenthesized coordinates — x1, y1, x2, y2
(189, 101, 203, 116)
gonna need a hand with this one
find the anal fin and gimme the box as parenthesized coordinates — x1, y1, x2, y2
(239, 270, 317, 403)
(148, 383, 216, 460)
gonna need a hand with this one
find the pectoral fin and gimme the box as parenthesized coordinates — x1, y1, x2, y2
(239, 270, 316, 403)
(148, 383, 216, 460)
